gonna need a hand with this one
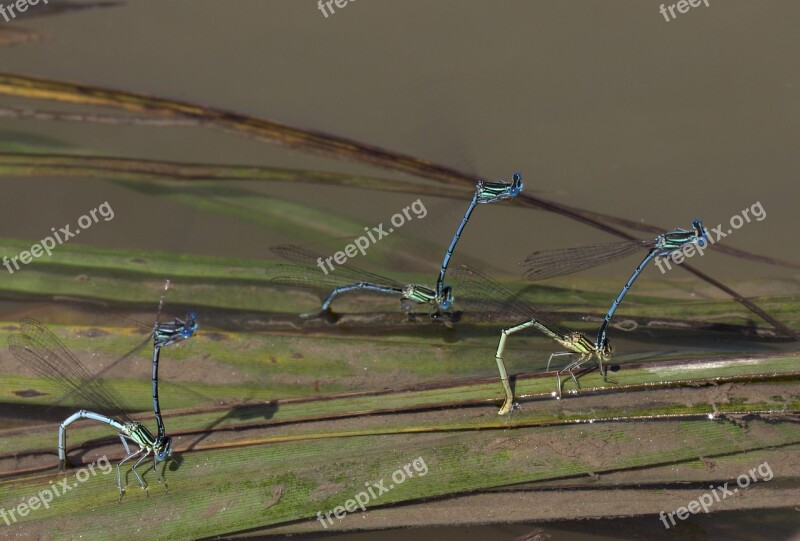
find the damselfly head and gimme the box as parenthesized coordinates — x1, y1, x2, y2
(509, 172, 523, 196)
(156, 436, 173, 462)
(692, 219, 708, 247)
(181, 311, 199, 338)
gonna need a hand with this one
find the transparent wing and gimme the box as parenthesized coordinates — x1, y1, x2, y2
(448, 265, 573, 336)
(53, 334, 151, 408)
(8, 318, 133, 422)
(62, 289, 169, 334)
(267, 244, 408, 290)
(63, 279, 171, 332)
(520, 239, 653, 281)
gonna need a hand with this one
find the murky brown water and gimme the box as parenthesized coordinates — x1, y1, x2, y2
(1, 1, 799, 539)
(1, 1, 799, 279)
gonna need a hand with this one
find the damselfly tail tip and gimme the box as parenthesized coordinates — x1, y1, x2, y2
(300, 307, 340, 324)
(597, 338, 613, 360)
(439, 285, 454, 311)
(156, 436, 173, 462)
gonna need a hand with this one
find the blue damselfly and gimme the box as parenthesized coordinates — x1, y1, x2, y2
(268, 173, 522, 319)
(8, 306, 197, 499)
(520, 220, 708, 353)
(267, 244, 444, 320)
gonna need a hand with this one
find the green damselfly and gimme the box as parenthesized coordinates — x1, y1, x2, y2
(449, 264, 613, 413)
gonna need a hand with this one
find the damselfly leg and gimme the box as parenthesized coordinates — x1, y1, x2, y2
(269, 172, 522, 320)
(449, 265, 612, 413)
(117, 444, 146, 501)
(267, 245, 435, 321)
(521, 220, 708, 357)
(548, 351, 603, 399)
(8, 307, 196, 499)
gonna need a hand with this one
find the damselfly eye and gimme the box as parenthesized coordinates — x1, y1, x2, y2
(181, 313, 198, 338)
(509, 173, 523, 196)
(513, 172, 523, 186)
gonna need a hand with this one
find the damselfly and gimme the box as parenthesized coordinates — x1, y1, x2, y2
(8, 312, 197, 500)
(520, 220, 708, 353)
(266, 244, 445, 320)
(436, 172, 523, 309)
(267, 173, 522, 319)
(449, 264, 612, 412)
(59, 280, 196, 402)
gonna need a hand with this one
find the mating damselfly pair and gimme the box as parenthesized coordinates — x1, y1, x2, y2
(266, 172, 524, 322)
(267, 170, 709, 414)
(7, 281, 198, 500)
(5, 169, 711, 503)
(451, 219, 707, 413)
